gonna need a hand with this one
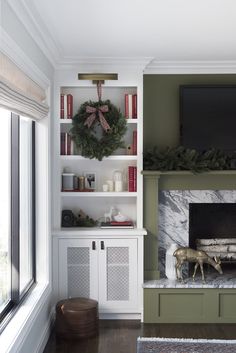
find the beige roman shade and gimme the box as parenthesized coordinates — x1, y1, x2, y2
(0, 52, 49, 120)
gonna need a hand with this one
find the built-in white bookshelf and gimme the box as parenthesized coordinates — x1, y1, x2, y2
(53, 77, 144, 231)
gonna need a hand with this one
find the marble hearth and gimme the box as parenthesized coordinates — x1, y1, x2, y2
(143, 270, 236, 288)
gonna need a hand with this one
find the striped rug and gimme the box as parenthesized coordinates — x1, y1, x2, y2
(137, 337, 236, 353)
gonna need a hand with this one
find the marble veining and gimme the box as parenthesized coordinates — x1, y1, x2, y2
(143, 270, 236, 288)
(158, 190, 236, 278)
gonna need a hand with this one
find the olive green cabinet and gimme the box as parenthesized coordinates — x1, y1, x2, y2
(144, 288, 236, 323)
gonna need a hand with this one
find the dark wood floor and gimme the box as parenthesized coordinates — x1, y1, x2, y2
(43, 320, 236, 353)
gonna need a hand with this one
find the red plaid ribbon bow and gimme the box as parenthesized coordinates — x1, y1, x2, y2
(84, 105, 110, 132)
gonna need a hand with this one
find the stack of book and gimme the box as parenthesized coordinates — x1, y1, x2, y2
(100, 221, 134, 229)
(60, 132, 74, 155)
(128, 166, 137, 192)
(60, 94, 73, 119)
(125, 94, 137, 119)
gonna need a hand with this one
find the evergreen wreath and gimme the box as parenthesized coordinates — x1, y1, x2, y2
(70, 99, 127, 161)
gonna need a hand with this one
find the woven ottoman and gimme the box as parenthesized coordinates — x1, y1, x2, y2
(56, 297, 99, 339)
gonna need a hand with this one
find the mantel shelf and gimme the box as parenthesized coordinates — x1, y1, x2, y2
(143, 169, 236, 191)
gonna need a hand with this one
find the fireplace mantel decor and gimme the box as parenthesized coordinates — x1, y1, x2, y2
(143, 146, 232, 172)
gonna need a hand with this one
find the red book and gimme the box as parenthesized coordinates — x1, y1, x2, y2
(125, 94, 133, 118)
(110, 221, 133, 226)
(128, 166, 134, 192)
(60, 132, 66, 155)
(132, 130, 137, 155)
(125, 94, 129, 118)
(67, 94, 73, 119)
(132, 94, 137, 118)
(66, 133, 71, 155)
(133, 166, 137, 192)
(60, 94, 64, 119)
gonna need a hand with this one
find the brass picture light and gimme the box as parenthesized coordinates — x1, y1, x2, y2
(78, 73, 118, 84)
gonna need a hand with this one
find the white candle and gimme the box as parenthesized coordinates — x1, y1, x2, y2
(106, 180, 114, 191)
(115, 180, 123, 192)
(102, 184, 109, 192)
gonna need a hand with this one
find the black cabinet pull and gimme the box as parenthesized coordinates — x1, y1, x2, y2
(92, 241, 96, 250)
(101, 241, 105, 250)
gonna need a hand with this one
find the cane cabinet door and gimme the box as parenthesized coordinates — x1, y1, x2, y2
(98, 238, 138, 311)
(58, 238, 98, 301)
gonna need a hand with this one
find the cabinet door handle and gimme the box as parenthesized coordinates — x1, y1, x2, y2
(101, 241, 105, 250)
(92, 241, 96, 250)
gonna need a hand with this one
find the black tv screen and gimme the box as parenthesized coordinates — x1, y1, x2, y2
(180, 85, 236, 152)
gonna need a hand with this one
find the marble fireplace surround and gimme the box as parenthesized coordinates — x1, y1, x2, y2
(159, 190, 236, 278)
(143, 170, 236, 288)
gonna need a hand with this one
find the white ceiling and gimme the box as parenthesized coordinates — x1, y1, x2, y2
(9, 0, 236, 68)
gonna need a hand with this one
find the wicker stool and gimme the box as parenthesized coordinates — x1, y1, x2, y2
(56, 297, 99, 339)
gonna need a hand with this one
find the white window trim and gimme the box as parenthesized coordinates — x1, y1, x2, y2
(0, 115, 51, 353)
(0, 30, 52, 353)
(0, 284, 51, 353)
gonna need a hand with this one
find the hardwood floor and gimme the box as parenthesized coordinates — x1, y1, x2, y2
(43, 320, 236, 353)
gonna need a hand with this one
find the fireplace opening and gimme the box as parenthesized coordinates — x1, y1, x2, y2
(189, 203, 236, 272)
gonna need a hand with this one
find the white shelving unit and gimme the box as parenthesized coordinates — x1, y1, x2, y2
(60, 155, 138, 161)
(52, 68, 146, 319)
(53, 80, 144, 229)
(61, 192, 138, 197)
(59, 118, 138, 124)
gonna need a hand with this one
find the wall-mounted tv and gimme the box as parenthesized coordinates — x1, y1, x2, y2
(180, 85, 236, 152)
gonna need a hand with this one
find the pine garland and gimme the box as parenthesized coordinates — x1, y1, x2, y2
(144, 146, 231, 172)
(70, 100, 127, 161)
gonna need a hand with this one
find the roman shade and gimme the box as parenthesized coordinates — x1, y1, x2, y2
(0, 52, 49, 120)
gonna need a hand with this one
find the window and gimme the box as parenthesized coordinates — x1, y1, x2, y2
(19, 116, 35, 295)
(0, 108, 35, 326)
(0, 109, 11, 319)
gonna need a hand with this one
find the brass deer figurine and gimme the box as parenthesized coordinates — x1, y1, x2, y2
(173, 247, 223, 282)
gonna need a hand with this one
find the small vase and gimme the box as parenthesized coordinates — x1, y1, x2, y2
(165, 243, 178, 280)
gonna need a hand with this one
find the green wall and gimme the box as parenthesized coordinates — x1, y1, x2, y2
(143, 74, 236, 150)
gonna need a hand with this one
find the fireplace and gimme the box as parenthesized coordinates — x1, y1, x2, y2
(189, 203, 236, 267)
(189, 203, 236, 248)
(143, 172, 236, 324)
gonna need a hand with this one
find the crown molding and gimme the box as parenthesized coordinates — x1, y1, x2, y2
(55, 57, 154, 71)
(7, 0, 60, 67)
(144, 60, 236, 74)
(1, 27, 50, 89)
(7, 0, 153, 70)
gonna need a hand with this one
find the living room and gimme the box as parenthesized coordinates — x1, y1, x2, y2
(1, 1, 236, 353)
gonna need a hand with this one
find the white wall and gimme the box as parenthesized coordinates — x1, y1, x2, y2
(0, 1, 54, 352)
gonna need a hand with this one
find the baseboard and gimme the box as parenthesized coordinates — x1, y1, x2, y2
(35, 308, 55, 353)
(99, 313, 141, 320)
